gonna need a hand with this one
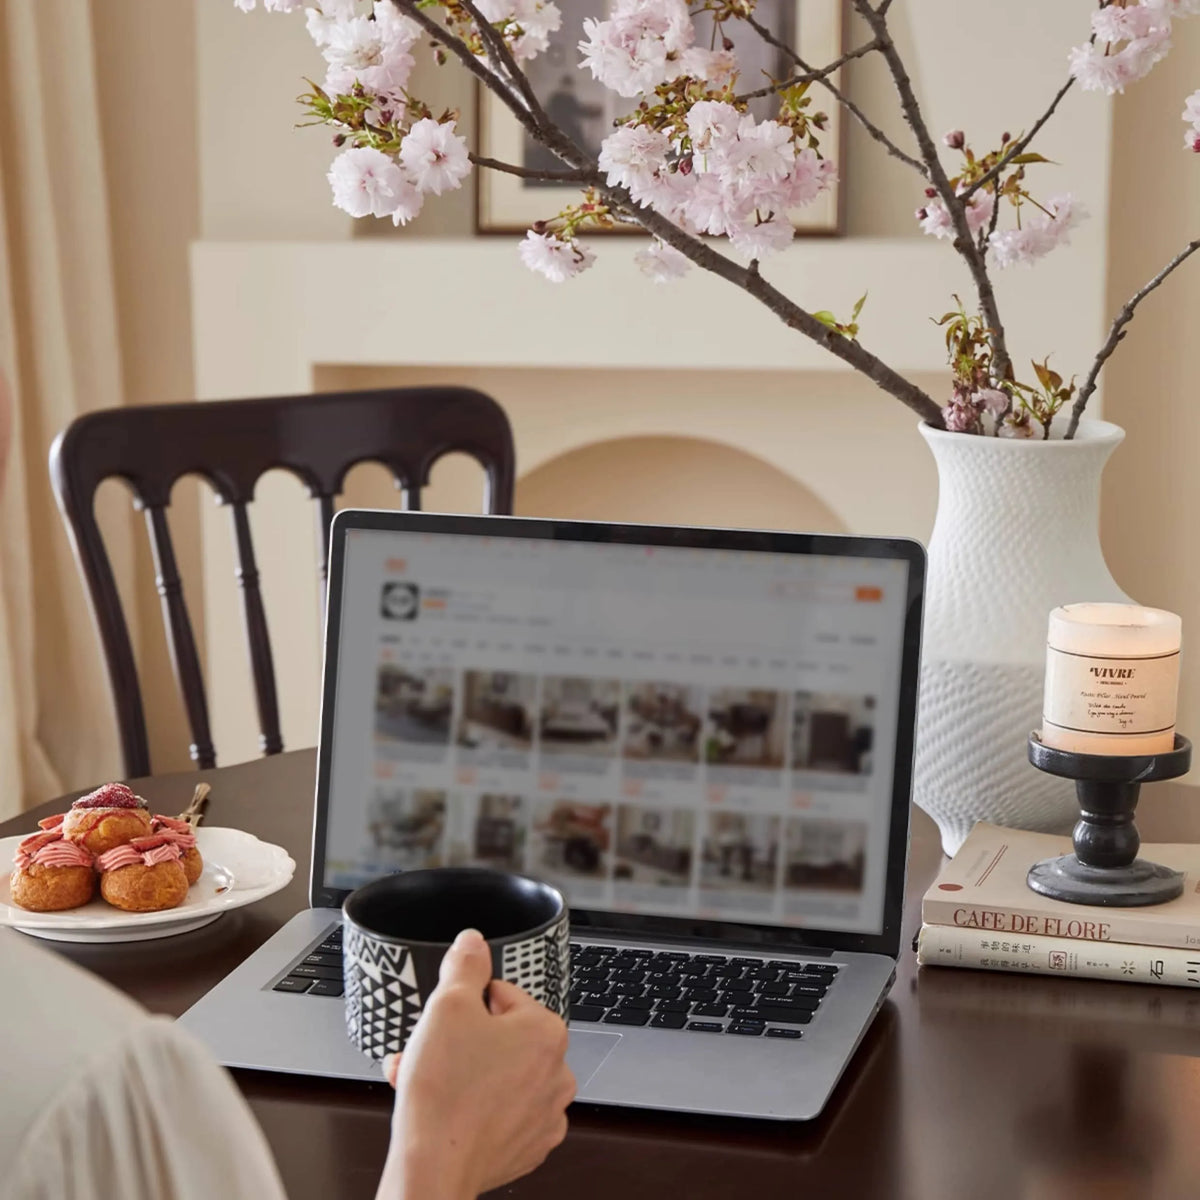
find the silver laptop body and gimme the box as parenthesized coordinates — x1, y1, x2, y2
(180, 512, 924, 1121)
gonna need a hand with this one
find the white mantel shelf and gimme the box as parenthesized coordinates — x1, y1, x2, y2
(192, 236, 1106, 389)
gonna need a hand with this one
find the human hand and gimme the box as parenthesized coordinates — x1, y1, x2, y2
(376, 928, 575, 1200)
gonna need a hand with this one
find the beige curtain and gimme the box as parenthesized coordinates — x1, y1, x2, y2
(0, 0, 138, 818)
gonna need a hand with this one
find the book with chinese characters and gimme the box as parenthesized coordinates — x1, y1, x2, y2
(916, 923, 1200, 988)
(921, 822, 1200, 951)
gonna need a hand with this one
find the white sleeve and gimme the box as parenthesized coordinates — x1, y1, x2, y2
(5, 1017, 289, 1200)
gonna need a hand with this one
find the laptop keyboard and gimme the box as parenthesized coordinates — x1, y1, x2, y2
(269, 929, 833, 1039)
(568, 943, 833, 1038)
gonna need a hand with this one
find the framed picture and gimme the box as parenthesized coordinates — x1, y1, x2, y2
(475, 0, 844, 235)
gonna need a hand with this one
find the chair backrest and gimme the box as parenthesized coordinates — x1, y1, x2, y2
(49, 387, 516, 778)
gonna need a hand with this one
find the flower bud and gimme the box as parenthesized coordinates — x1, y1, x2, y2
(943, 129, 965, 150)
(722, 35, 734, 51)
(678, 155, 693, 176)
(915, 207, 928, 221)
(532, 219, 548, 234)
(1001, 131, 1011, 144)
(332, 133, 346, 147)
(924, 186, 937, 198)
(1189, 129, 1200, 153)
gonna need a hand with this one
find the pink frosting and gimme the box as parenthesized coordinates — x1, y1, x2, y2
(13, 831, 92, 872)
(97, 840, 183, 872)
(150, 816, 196, 849)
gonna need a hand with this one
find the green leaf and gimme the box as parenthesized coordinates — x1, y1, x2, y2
(851, 292, 867, 322)
(813, 310, 838, 329)
(1010, 152, 1052, 166)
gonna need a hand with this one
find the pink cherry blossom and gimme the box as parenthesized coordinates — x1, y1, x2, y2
(322, 13, 417, 97)
(635, 239, 691, 282)
(942, 398, 982, 435)
(235, 0, 305, 10)
(519, 231, 596, 282)
(975, 388, 1008, 417)
(990, 193, 1086, 269)
(728, 214, 794, 260)
(1068, 28, 1171, 94)
(306, 0, 359, 47)
(1184, 89, 1200, 123)
(579, 0, 694, 98)
(598, 126, 672, 196)
(1091, 3, 1165, 44)
(999, 411, 1036, 439)
(677, 47, 739, 87)
(1144, 0, 1200, 15)
(718, 117, 795, 186)
(679, 172, 733, 236)
(778, 149, 837, 209)
(686, 101, 741, 157)
(399, 119, 472, 195)
(327, 146, 409, 219)
(1186, 127, 1200, 152)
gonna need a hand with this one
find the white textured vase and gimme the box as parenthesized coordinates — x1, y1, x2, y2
(914, 418, 1131, 857)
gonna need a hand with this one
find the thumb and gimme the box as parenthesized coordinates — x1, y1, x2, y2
(438, 928, 493, 992)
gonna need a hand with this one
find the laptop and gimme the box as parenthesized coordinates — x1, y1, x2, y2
(180, 511, 924, 1121)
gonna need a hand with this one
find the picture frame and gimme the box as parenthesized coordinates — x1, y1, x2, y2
(475, 0, 845, 236)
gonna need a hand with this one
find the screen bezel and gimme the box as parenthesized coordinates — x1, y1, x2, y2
(310, 510, 924, 961)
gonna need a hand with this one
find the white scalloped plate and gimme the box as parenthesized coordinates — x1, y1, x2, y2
(0, 827, 296, 942)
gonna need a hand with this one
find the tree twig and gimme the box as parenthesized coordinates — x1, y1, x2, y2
(958, 76, 1077, 202)
(1065, 237, 1200, 437)
(732, 37, 881, 104)
(853, 0, 1012, 385)
(457, 0, 550, 129)
(742, 12, 926, 176)
(469, 154, 594, 182)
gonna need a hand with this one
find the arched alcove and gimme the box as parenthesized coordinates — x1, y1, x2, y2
(515, 436, 848, 532)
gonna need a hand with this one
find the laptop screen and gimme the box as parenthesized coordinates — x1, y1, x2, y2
(315, 516, 921, 950)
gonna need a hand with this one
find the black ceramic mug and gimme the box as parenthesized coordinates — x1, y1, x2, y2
(342, 867, 570, 1060)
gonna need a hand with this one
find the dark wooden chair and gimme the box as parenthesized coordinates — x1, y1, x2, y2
(49, 387, 516, 778)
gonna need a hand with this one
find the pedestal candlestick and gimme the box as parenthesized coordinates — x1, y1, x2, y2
(1025, 733, 1191, 907)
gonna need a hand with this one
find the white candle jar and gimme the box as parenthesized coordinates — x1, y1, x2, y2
(1042, 604, 1182, 756)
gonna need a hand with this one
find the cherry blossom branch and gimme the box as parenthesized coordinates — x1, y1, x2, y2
(469, 153, 594, 182)
(457, 0, 552, 131)
(731, 37, 882, 104)
(388, 0, 943, 425)
(1065, 237, 1200, 437)
(853, 0, 1012, 387)
(958, 76, 1077, 203)
(742, 12, 925, 176)
(390, 0, 544, 143)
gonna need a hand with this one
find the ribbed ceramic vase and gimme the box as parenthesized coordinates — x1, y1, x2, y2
(914, 418, 1131, 857)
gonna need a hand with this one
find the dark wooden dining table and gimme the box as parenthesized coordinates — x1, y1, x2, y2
(6, 749, 1200, 1199)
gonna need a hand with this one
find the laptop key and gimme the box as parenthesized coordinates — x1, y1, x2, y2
(290, 964, 343, 981)
(308, 979, 344, 998)
(693, 955, 726, 964)
(571, 1005, 607, 1022)
(788, 984, 827, 998)
(759, 981, 791, 997)
(647, 986, 683, 1000)
(683, 987, 719, 1003)
(603, 1009, 651, 1027)
(273, 976, 313, 994)
(303, 952, 343, 968)
(691, 1003, 730, 1018)
(611, 969, 647, 983)
(687, 1021, 723, 1032)
(619, 996, 654, 1010)
(766, 1028, 803, 1039)
(650, 1011, 689, 1030)
(656, 999, 691, 1013)
(727, 1023, 765, 1036)
(751, 994, 821, 1012)
(722, 978, 753, 993)
(739, 1006, 813, 1026)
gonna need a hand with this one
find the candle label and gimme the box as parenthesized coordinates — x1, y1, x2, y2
(1043, 647, 1180, 738)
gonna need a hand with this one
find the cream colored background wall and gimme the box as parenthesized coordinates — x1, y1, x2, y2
(1103, 32, 1200, 761)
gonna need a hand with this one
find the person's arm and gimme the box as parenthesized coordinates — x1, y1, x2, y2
(376, 929, 576, 1200)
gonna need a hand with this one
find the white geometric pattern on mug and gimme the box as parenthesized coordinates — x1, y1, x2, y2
(346, 925, 424, 1059)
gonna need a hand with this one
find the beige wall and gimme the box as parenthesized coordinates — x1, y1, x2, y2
(93, 0, 202, 773)
(1103, 36, 1200, 754)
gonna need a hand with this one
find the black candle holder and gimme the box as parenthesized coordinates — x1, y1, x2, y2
(1025, 732, 1191, 907)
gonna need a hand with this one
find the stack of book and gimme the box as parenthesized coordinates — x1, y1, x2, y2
(916, 822, 1200, 987)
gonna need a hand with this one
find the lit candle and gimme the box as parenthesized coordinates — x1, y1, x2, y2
(1042, 603, 1182, 756)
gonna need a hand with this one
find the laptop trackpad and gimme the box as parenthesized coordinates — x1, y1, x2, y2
(567, 1030, 621, 1090)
